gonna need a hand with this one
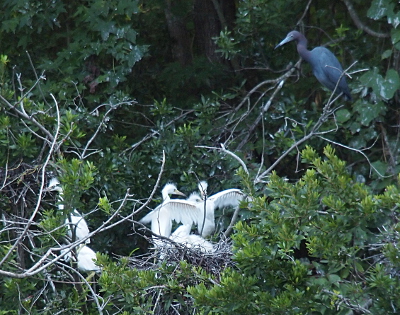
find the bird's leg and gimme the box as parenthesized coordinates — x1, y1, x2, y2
(67, 212, 77, 243)
(197, 181, 208, 237)
(199, 199, 207, 237)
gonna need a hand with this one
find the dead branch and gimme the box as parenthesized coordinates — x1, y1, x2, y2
(0, 94, 60, 269)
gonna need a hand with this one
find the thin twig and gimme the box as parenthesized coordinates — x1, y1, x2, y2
(318, 136, 389, 178)
(0, 94, 60, 268)
(254, 63, 366, 183)
(0, 94, 54, 140)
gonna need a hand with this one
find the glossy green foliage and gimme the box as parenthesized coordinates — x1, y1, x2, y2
(97, 255, 213, 314)
(1, 0, 146, 102)
(359, 67, 400, 100)
(368, 0, 400, 45)
(190, 146, 400, 314)
(0, 0, 400, 313)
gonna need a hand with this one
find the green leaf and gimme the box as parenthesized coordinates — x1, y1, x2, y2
(349, 136, 366, 149)
(335, 109, 351, 123)
(359, 67, 383, 90)
(126, 29, 137, 43)
(327, 274, 341, 284)
(371, 160, 388, 177)
(354, 100, 386, 126)
(359, 68, 400, 100)
(381, 49, 392, 59)
(367, 0, 393, 20)
(388, 10, 400, 28)
(391, 29, 400, 45)
(381, 69, 400, 99)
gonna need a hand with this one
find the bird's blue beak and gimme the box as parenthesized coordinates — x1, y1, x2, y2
(275, 36, 293, 50)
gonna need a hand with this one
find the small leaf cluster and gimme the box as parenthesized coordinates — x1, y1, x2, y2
(97, 254, 212, 314)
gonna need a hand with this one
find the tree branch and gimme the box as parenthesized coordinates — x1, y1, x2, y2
(0, 94, 60, 269)
(254, 63, 365, 184)
(343, 0, 390, 38)
(0, 93, 54, 141)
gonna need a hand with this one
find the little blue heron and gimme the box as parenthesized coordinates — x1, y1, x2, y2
(275, 31, 352, 101)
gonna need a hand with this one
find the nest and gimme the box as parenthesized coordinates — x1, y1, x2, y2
(125, 236, 235, 314)
(129, 235, 235, 277)
(0, 162, 55, 207)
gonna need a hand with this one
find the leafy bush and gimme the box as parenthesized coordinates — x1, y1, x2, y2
(190, 145, 400, 314)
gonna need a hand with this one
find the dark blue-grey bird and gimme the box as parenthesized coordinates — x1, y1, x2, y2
(275, 31, 352, 101)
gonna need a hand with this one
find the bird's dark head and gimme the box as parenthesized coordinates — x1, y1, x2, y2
(275, 31, 304, 49)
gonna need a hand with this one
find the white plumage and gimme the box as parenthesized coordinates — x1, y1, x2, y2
(140, 183, 188, 238)
(203, 181, 246, 210)
(140, 181, 247, 239)
(187, 181, 247, 237)
(61, 244, 101, 273)
(65, 211, 91, 243)
(47, 178, 91, 244)
(170, 224, 214, 253)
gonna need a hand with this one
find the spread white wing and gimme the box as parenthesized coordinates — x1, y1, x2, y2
(140, 199, 201, 237)
(140, 182, 248, 240)
(208, 188, 246, 209)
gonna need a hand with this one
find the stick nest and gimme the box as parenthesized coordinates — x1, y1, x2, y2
(129, 235, 235, 277)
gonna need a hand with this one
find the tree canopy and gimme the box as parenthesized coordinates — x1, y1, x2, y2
(0, 0, 399, 313)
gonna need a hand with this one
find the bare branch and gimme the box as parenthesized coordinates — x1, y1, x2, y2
(296, 0, 313, 26)
(26, 51, 50, 107)
(0, 94, 60, 269)
(318, 135, 390, 178)
(195, 144, 248, 175)
(220, 144, 249, 175)
(254, 63, 365, 184)
(223, 206, 240, 238)
(80, 101, 137, 158)
(236, 73, 292, 150)
(211, 0, 226, 29)
(322, 289, 372, 314)
(343, 0, 390, 38)
(0, 92, 54, 141)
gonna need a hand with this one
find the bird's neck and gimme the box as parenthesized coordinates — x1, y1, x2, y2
(297, 43, 313, 64)
(76, 244, 85, 254)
